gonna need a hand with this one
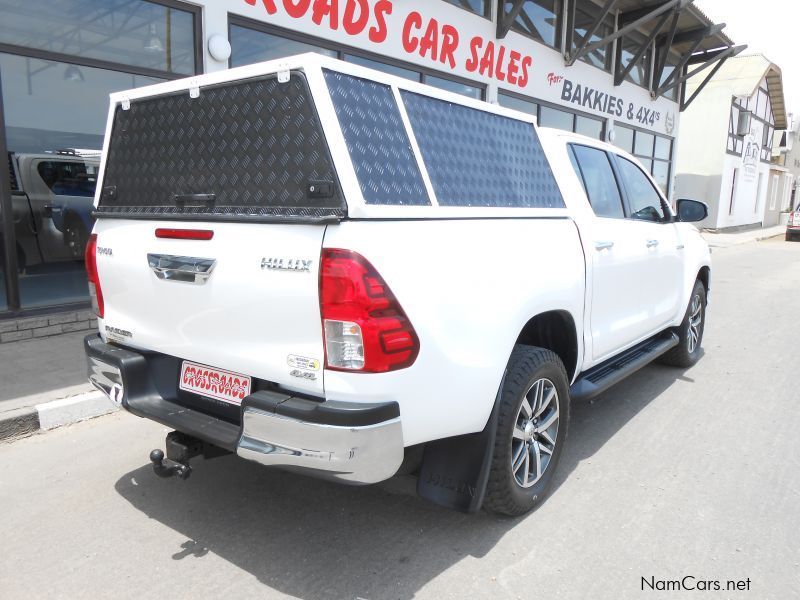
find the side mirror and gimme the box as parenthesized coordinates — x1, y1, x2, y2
(676, 199, 708, 223)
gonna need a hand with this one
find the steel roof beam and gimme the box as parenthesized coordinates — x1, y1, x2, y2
(653, 7, 682, 91)
(568, 0, 690, 66)
(657, 43, 746, 99)
(564, 0, 618, 65)
(496, 0, 528, 40)
(614, 8, 674, 86)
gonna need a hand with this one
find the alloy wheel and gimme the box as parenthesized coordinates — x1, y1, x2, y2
(688, 294, 702, 353)
(511, 377, 559, 488)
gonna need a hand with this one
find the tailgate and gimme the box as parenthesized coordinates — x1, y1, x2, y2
(91, 69, 341, 396)
(95, 219, 326, 396)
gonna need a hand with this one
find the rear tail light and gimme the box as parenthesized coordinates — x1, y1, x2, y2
(320, 249, 419, 373)
(84, 233, 104, 318)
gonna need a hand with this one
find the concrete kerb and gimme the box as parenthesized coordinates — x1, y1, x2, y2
(0, 390, 117, 443)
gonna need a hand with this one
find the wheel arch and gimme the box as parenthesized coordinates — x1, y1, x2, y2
(514, 310, 579, 381)
(697, 265, 710, 294)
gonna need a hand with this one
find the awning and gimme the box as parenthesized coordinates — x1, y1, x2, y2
(496, 0, 745, 111)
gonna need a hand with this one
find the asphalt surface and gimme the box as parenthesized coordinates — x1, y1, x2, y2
(1, 238, 799, 600)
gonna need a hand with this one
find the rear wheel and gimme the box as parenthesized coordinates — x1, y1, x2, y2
(659, 279, 706, 368)
(484, 346, 570, 516)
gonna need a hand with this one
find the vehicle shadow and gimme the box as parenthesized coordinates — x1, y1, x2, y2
(114, 360, 695, 600)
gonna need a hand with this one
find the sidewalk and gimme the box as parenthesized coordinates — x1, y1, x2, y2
(700, 224, 785, 248)
(0, 330, 115, 442)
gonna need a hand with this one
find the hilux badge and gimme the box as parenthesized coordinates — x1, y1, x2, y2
(261, 257, 313, 272)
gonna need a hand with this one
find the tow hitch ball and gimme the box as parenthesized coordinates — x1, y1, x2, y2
(149, 431, 199, 480)
(150, 449, 192, 480)
(149, 430, 229, 480)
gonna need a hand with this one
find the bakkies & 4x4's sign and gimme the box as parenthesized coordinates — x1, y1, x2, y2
(240, 0, 678, 135)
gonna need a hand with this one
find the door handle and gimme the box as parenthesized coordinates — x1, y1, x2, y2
(147, 254, 216, 284)
(594, 241, 614, 251)
(646, 239, 659, 248)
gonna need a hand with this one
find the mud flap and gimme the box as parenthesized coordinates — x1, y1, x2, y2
(416, 373, 504, 513)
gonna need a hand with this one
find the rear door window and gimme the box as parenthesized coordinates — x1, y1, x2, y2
(569, 144, 625, 219)
(400, 90, 564, 208)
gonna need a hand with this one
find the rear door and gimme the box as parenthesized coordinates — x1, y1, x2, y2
(569, 144, 652, 360)
(611, 155, 683, 333)
(93, 71, 343, 396)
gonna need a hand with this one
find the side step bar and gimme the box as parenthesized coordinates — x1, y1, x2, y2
(570, 332, 679, 402)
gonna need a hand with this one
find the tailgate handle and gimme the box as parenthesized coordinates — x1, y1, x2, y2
(147, 254, 216, 285)
(172, 193, 216, 208)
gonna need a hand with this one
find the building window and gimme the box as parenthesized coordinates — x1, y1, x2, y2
(0, 0, 200, 76)
(497, 93, 539, 117)
(424, 75, 483, 99)
(729, 169, 739, 215)
(613, 123, 673, 195)
(657, 52, 681, 101)
(512, 0, 562, 50)
(442, 0, 490, 18)
(571, 2, 613, 71)
(0, 0, 199, 313)
(498, 92, 605, 141)
(618, 34, 650, 88)
(229, 24, 336, 67)
(228, 17, 485, 100)
(730, 81, 776, 163)
(539, 105, 575, 130)
(769, 174, 778, 210)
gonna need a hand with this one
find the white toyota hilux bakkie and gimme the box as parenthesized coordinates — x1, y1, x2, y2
(84, 54, 710, 516)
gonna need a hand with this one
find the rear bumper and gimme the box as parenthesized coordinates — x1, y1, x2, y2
(85, 334, 404, 484)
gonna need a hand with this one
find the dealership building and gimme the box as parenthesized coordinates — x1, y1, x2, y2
(0, 0, 739, 328)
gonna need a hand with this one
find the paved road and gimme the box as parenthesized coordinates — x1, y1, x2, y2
(1, 238, 799, 600)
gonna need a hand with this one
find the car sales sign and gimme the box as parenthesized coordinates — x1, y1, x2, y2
(239, 0, 678, 136)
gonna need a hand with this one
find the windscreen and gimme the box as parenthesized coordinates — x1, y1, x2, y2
(97, 71, 345, 221)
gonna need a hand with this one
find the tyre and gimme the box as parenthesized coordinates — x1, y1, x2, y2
(484, 346, 570, 517)
(658, 279, 706, 368)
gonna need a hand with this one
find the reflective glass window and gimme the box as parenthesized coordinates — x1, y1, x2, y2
(0, 0, 197, 75)
(425, 75, 483, 99)
(575, 115, 604, 140)
(343, 55, 419, 82)
(229, 25, 336, 68)
(573, 5, 613, 71)
(620, 36, 650, 87)
(539, 105, 574, 131)
(443, 0, 489, 17)
(617, 157, 665, 222)
(498, 93, 538, 116)
(613, 125, 634, 153)
(570, 145, 625, 219)
(1, 52, 162, 308)
(512, 0, 561, 49)
(635, 132, 655, 157)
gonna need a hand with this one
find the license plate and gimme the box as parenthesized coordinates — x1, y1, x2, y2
(179, 361, 251, 406)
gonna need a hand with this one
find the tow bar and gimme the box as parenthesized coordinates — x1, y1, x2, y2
(149, 431, 229, 480)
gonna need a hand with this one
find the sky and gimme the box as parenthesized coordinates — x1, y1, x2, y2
(695, 0, 800, 114)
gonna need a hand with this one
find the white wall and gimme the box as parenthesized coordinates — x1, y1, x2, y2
(715, 154, 770, 228)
